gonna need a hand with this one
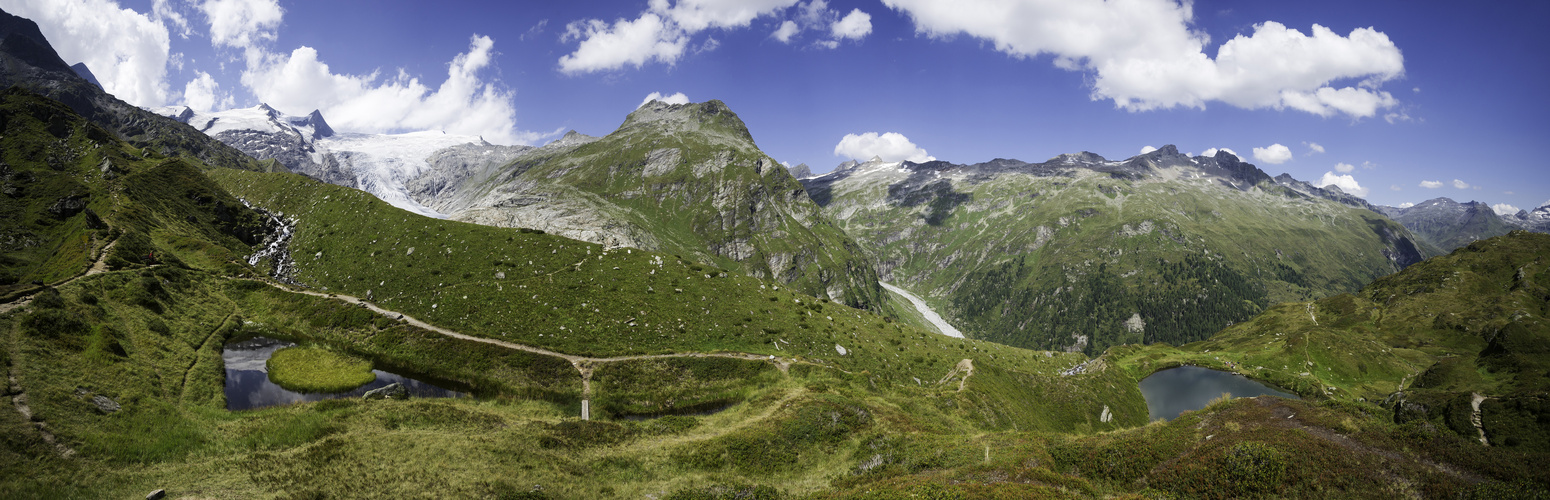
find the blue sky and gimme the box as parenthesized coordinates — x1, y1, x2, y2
(9, 0, 1548, 211)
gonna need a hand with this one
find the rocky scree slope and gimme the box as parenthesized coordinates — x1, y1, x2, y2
(805, 145, 1434, 353)
(416, 100, 886, 309)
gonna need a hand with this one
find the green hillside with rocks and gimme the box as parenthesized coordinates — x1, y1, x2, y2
(806, 149, 1437, 354)
(418, 100, 887, 311)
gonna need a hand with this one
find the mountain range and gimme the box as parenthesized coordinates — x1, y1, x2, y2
(802, 145, 1435, 353)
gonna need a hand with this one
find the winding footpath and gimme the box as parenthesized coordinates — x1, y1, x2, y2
(2, 240, 974, 422)
(2, 239, 116, 457)
(267, 282, 819, 419)
(0, 239, 117, 315)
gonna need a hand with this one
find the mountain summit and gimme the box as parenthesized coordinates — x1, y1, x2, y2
(412, 99, 886, 308)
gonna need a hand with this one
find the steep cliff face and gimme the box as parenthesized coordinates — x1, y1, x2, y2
(806, 146, 1436, 353)
(417, 100, 886, 309)
(0, 8, 265, 172)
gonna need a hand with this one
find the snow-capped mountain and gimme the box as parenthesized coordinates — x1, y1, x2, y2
(1504, 201, 1550, 233)
(150, 104, 526, 218)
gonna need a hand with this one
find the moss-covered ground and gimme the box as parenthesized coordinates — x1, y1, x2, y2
(265, 345, 375, 393)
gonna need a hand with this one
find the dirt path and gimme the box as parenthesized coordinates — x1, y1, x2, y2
(264, 281, 811, 419)
(0, 238, 118, 315)
(937, 358, 974, 391)
(1470, 392, 1489, 446)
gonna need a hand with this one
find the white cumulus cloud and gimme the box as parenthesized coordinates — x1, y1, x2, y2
(182, 70, 233, 112)
(834, 132, 935, 163)
(772, 20, 800, 42)
(1201, 147, 1239, 160)
(883, 0, 1405, 119)
(1140, 145, 1157, 154)
(1451, 179, 1470, 189)
(1304, 141, 1325, 154)
(1252, 143, 1292, 164)
(1419, 180, 1443, 189)
(640, 91, 690, 107)
(241, 35, 538, 144)
(1397, 202, 1414, 209)
(561, 0, 800, 73)
(1315, 172, 1368, 198)
(2, 0, 173, 107)
(831, 8, 872, 40)
(1492, 203, 1520, 216)
(1334, 162, 1354, 173)
(564, 0, 873, 70)
(559, 13, 688, 74)
(199, 0, 283, 50)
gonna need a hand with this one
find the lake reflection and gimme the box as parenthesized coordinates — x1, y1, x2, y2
(223, 337, 467, 411)
(1139, 365, 1298, 421)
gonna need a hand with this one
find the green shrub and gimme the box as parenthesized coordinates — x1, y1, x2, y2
(1222, 442, 1286, 494)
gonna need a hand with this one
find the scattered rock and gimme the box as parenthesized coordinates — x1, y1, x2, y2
(91, 395, 120, 413)
(146, 489, 166, 500)
(47, 195, 88, 219)
(363, 382, 408, 400)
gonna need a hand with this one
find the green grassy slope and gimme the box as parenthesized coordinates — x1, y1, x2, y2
(816, 157, 1435, 354)
(0, 87, 266, 298)
(439, 100, 887, 310)
(1107, 231, 1550, 447)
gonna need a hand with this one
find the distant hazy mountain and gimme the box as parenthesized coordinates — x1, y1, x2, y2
(804, 145, 1435, 353)
(1371, 197, 1518, 251)
(1503, 201, 1550, 233)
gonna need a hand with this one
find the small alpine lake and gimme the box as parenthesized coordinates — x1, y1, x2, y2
(223, 336, 469, 411)
(1139, 365, 1299, 421)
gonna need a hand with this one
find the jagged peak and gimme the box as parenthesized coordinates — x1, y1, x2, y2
(293, 109, 334, 139)
(69, 62, 101, 90)
(867, 155, 884, 163)
(1048, 151, 1108, 164)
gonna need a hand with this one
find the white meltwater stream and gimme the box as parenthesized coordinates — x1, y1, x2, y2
(879, 282, 964, 338)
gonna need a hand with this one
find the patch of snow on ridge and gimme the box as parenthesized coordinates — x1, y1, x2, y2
(319, 131, 484, 219)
